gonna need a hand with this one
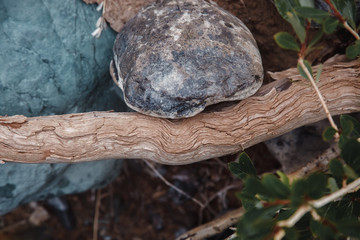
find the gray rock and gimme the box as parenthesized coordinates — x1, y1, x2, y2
(111, 0, 263, 118)
(266, 114, 360, 173)
(265, 120, 331, 173)
(0, 0, 127, 215)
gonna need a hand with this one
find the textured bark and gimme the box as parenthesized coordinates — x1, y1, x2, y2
(0, 56, 359, 165)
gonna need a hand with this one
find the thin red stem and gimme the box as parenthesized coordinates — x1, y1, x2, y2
(323, 0, 346, 23)
(299, 21, 311, 58)
(263, 199, 291, 207)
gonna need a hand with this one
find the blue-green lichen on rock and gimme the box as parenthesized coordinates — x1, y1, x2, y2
(0, 0, 123, 116)
(0, 0, 126, 215)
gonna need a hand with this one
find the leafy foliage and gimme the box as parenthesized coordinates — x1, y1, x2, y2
(346, 39, 360, 59)
(227, 2, 360, 239)
(274, 0, 360, 59)
(274, 32, 300, 51)
(322, 126, 337, 141)
(229, 115, 360, 239)
(332, 0, 357, 29)
(297, 59, 312, 80)
(228, 152, 256, 180)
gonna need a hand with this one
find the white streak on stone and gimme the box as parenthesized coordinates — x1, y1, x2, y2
(169, 25, 182, 41)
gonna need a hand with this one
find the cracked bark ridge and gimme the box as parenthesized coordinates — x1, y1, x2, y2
(111, 0, 263, 119)
(1, 56, 359, 165)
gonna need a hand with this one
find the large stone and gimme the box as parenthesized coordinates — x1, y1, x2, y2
(0, 160, 123, 216)
(111, 0, 263, 118)
(0, 0, 120, 116)
(0, 0, 126, 215)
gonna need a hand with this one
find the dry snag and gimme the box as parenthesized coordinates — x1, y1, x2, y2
(0, 56, 359, 165)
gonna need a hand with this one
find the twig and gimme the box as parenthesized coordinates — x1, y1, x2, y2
(323, 0, 360, 40)
(298, 58, 339, 136)
(275, 177, 360, 239)
(311, 177, 360, 208)
(93, 189, 101, 240)
(343, 21, 360, 40)
(225, 231, 237, 240)
(197, 183, 241, 224)
(277, 205, 311, 228)
(176, 208, 244, 240)
(288, 142, 340, 180)
(176, 146, 356, 240)
(201, 184, 242, 212)
(143, 159, 205, 208)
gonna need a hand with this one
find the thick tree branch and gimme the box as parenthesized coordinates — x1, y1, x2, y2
(0, 56, 359, 165)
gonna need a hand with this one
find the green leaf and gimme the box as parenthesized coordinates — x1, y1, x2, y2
(277, 171, 290, 188)
(274, 0, 291, 20)
(278, 208, 295, 221)
(245, 176, 267, 195)
(332, 0, 356, 29)
(306, 172, 328, 199)
(345, 40, 360, 59)
(340, 115, 354, 137)
(340, 0, 356, 30)
(343, 164, 358, 180)
(228, 162, 248, 180)
(294, 214, 314, 239)
(322, 17, 339, 34)
(283, 227, 299, 239)
(291, 179, 307, 207)
(275, 0, 300, 21)
(279, 210, 313, 238)
(297, 59, 313, 80)
(338, 115, 355, 147)
(308, 29, 323, 48)
(316, 192, 360, 238)
(274, 32, 300, 51)
(239, 152, 257, 174)
(327, 177, 339, 192)
(287, 12, 306, 43)
(320, 190, 360, 220)
(262, 174, 290, 199)
(237, 206, 281, 240)
(322, 126, 337, 141)
(295, 7, 330, 20)
(340, 115, 360, 137)
(244, 175, 276, 201)
(329, 158, 345, 184)
(238, 176, 269, 209)
(315, 63, 322, 83)
(331, 0, 345, 10)
(298, 0, 314, 7)
(228, 152, 256, 180)
(310, 218, 336, 239)
(341, 139, 360, 175)
(336, 218, 360, 238)
(237, 190, 259, 211)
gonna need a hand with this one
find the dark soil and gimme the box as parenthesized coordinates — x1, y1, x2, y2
(0, 144, 280, 240)
(0, 0, 342, 239)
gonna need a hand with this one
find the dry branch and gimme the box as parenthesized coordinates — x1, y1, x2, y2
(0, 56, 359, 165)
(176, 208, 245, 240)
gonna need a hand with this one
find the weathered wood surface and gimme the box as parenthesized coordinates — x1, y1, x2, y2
(0, 56, 359, 165)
